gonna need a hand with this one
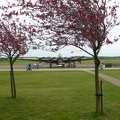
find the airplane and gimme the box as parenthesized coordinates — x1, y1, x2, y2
(18, 55, 93, 68)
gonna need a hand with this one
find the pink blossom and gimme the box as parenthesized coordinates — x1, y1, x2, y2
(100, 5, 105, 10)
(40, 13, 45, 19)
(32, 28, 36, 32)
(106, 38, 113, 44)
(52, 0, 57, 5)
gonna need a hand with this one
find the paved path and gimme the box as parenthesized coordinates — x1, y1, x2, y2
(83, 70, 120, 87)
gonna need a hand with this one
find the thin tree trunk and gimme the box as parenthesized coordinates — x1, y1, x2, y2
(94, 63, 101, 114)
(94, 53, 101, 114)
(10, 59, 16, 98)
(10, 70, 14, 98)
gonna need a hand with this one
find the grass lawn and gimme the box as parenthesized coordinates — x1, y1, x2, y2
(0, 60, 36, 66)
(0, 71, 120, 120)
(100, 57, 120, 64)
(100, 69, 120, 80)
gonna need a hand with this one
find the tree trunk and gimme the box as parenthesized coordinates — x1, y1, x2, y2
(10, 59, 16, 98)
(94, 57, 101, 114)
(10, 70, 14, 98)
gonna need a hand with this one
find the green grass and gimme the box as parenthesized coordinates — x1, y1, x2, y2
(0, 60, 37, 66)
(0, 71, 120, 120)
(100, 57, 120, 64)
(80, 57, 120, 65)
(100, 69, 120, 80)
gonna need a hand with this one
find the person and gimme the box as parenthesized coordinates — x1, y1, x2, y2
(37, 63, 39, 69)
(34, 63, 37, 69)
(26, 63, 32, 71)
(28, 63, 32, 70)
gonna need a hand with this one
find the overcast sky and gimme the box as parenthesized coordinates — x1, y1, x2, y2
(23, 0, 120, 57)
(24, 42, 120, 57)
(24, 9, 120, 57)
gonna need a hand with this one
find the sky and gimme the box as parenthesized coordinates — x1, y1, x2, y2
(1, 0, 120, 57)
(23, 0, 120, 57)
(24, 42, 120, 57)
(24, 23, 120, 57)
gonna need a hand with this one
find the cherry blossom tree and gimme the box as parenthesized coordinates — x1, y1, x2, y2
(0, 0, 51, 98)
(20, 0, 120, 114)
(0, 3, 34, 98)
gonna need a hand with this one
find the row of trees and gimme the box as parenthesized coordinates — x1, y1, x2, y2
(0, 0, 119, 114)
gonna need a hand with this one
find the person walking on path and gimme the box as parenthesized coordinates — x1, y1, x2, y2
(26, 63, 32, 71)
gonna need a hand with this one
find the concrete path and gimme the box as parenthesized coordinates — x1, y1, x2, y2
(84, 70, 120, 87)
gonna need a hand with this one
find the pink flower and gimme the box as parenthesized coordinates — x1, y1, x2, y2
(40, 13, 45, 19)
(52, 0, 57, 5)
(106, 38, 113, 44)
(32, 28, 36, 32)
